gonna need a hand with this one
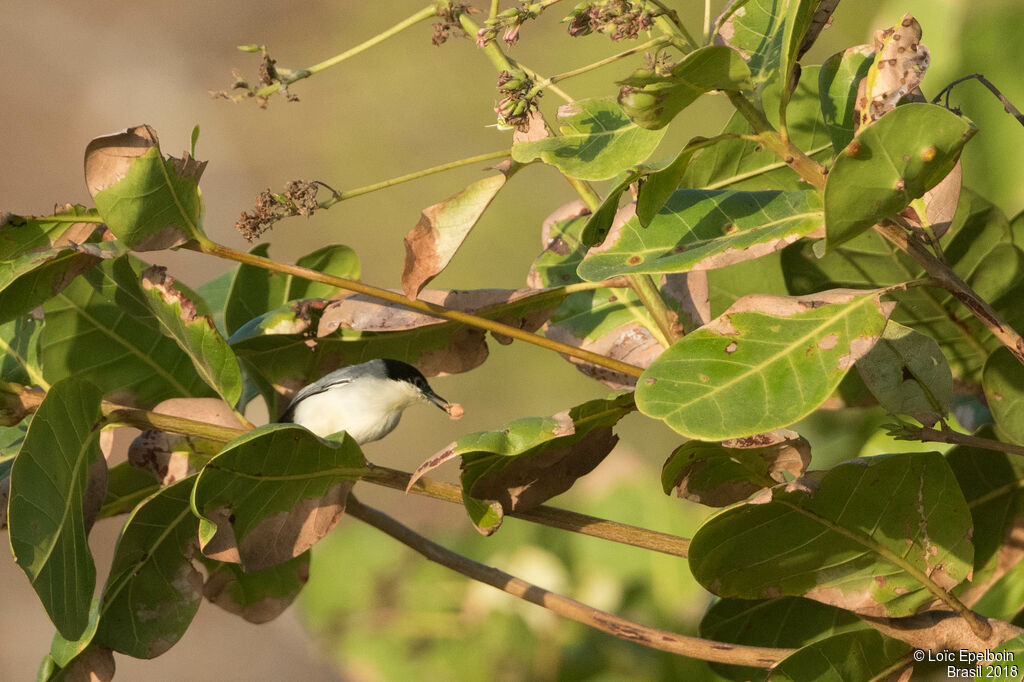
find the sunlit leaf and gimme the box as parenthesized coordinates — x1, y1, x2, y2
(637, 289, 894, 440)
(8, 378, 104, 639)
(689, 452, 973, 616)
(403, 168, 514, 298)
(818, 45, 873, 152)
(617, 46, 751, 130)
(824, 103, 976, 248)
(85, 125, 208, 250)
(192, 424, 369, 571)
(138, 265, 242, 407)
(511, 97, 667, 180)
(578, 189, 823, 280)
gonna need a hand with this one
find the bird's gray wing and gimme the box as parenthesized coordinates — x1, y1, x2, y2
(279, 367, 356, 422)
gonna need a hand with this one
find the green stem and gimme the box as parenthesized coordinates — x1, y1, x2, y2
(319, 148, 512, 208)
(565, 176, 681, 346)
(250, 5, 438, 99)
(531, 36, 671, 96)
(458, 11, 513, 71)
(650, 3, 697, 49)
(192, 241, 645, 378)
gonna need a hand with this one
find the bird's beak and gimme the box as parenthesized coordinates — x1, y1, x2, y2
(422, 386, 450, 412)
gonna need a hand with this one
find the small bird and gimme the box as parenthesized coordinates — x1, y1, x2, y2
(280, 358, 462, 443)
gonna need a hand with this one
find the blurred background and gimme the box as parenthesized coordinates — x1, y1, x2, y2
(2, 0, 1022, 679)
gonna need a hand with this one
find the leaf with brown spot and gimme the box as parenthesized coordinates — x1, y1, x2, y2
(191, 424, 369, 571)
(402, 166, 517, 298)
(414, 394, 634, 534)
(689, 452, 974, 617)
(201, 551, 309, 624)
(858, 15, 930, 130)
(662, 429, 811, 507)
(94, 477, 203, 659)
(637, 289, 895, 440)
(577, 189, 824, 281)
(85, 125, 209, 250)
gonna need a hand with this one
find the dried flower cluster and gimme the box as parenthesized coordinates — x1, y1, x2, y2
(235, 180, 320, 241)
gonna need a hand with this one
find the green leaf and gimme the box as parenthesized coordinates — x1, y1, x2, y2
(637, 289, 894, 440)
(661, 430, 810, 507)
(579, 172, 637, 247)
(680, 66, 832, 191)
(857, 321, 952, 426)
(202, 551, 310, 624)
(768, 629, 912, 681)
(192, 424, 369, 571)
(412, 394, 634, 533)
(8, 378, 104, 639)
(824, 103, 977, 248)
(577, 189, 823, 280)
(224, 243, 360, 336)
(85, 125, 208, 250)
(635, 138, 708, 227)
(818, 45, 873, 152)
(947, 432, 1024, 620)
(511, 97, 667, 180)
(0, 208, 110, 326)
(700, 597, 863, 682)
(94, 477, 202, 658)
(194, 268, 234, 335)
(403, 170, 512, 297)
(689, 452, 974, 616)
(786, 190, 1024, 382)
(617, 46, 752, 130)
(0, 313, 45, 387)
(41, 256, 217, 406)
(714, 0, 815, 96)
(138, 265, 242, 407)
(983, 348, 1024, 445)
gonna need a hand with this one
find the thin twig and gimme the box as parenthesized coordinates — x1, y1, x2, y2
(931, 74, 1024, 128)
(364, 464, 691, 557)
(913, 426, 1024, 458)
(345, 495, 790, 666)
(192, 241, 646, 378)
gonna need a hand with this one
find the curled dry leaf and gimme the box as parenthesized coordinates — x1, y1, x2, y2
(128, 398, 245, 485)
(84, 125, 160, 196)
(857, 15, 930, 130)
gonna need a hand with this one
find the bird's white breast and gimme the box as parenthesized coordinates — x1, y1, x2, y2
(288, 376, 425, 443)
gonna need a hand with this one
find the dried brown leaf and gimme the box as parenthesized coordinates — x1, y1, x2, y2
(863, 610, 1021, 653)
(60, 646, 116, 682)
(203, 560, 309, 624)
(84, 125, 159, 196)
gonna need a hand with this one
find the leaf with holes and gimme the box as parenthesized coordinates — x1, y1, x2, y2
(41, 256, 216, 406)
(8, 378, 104, 640)
(578, 189, 823, 281)
(191, 424, 369, 571)
(662, 430, 811, 507)
(637, 289, 894, 440)
(138, 265, 242, 407)
(511, 97, 667, 180)
(824, 103, 976, 248)
(94, 477, 202, 658)
(617, 45, 751, 130)
(85, 125, 209, 250)
(856, 322, 952, 426)
(689, 451, 974, 617)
